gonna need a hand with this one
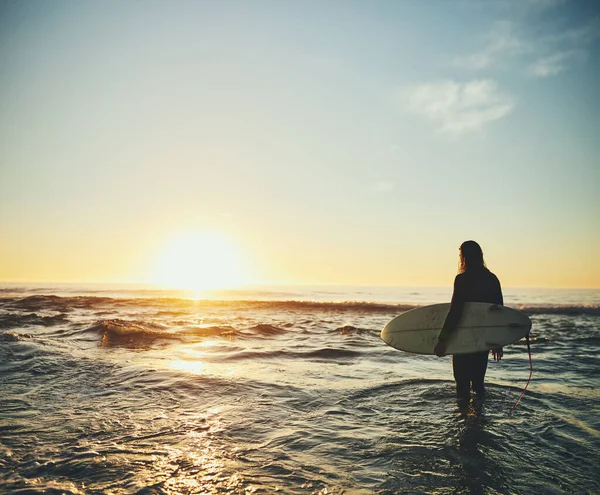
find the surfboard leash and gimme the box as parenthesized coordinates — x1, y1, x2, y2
(509, 333, 532, 415)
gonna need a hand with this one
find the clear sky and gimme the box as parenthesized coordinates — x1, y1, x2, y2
(1, 0, 598, 289)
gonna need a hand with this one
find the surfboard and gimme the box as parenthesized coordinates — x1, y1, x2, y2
(381, 303, 531, 355)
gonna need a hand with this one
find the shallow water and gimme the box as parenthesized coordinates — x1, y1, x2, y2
(1, 285, 599, 494)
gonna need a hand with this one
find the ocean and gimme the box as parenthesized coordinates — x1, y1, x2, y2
(1, 284, 598, 494)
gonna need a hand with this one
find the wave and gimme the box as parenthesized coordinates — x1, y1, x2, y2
(88, 319, 182, 348)
(242, 301, 416, 313)
(0, 312, 69, 329)
(245, 324, 287, 336)
(1, 295, 119, 312)
(334, 325, 377, 335)
(186, 325, 239, 337)
(517, 305, 600, 316)
(571, 336, 600, 345)
(266, 302, 600, 316)
(84, 319, 291, 348)
(303, 348, 363, 359)
(1, 295, 598, 317)
(222, 347, 363, 362)
(512, 336, 552, 345)
(0, 331, 27, 342)
(0, 295, 415, 313)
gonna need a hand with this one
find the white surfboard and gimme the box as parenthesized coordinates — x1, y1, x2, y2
(381, 303, 531, 355)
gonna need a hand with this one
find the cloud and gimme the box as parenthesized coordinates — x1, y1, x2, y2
(455, 21, 528, 70)
(458, 0, 570, 12)
(529, 50, 587, 77)
(541, 18, 600, 46)
(529, 19, 599, 77)
(515, 0, 570, 10)
(400, 80, 514, 135)
(455, 17, 598, 77)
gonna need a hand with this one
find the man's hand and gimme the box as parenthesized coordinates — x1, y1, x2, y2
(434, 338, 448, 357)
(491, 347, 503, 361)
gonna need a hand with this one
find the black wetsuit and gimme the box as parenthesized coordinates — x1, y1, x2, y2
(441, 267, 503, 398)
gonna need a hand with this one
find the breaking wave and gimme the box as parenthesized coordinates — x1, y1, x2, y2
(1, 295, 598, 317)
(77, 320, 291, 348)
(0, 295, 415, 313)
(88, 319, 181, 348)
(516, 305, 600, 316)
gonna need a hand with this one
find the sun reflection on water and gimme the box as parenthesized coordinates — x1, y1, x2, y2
(132, 409, 246, 494)
(170, 359, 211, 375)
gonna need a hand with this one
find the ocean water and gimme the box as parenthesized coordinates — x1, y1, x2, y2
(0, 284, 599, 494)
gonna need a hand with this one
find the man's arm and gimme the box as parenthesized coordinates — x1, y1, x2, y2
(434, 275, 464, 356)
(492, 275, 504, 361)
(496, 276, 504, 305)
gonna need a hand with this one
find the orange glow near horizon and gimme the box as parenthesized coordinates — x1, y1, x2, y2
(153, 231, 246, 292)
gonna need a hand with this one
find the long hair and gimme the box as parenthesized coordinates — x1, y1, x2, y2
(458, 240, 486, 273)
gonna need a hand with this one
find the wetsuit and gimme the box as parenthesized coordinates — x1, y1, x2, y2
(440, 267, 503, 398)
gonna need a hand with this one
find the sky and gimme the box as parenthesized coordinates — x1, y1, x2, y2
(0, 0, 598, 289)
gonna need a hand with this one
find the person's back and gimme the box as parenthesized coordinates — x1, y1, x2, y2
(454, 267, 503, 305)
(434, 241, 504, 400)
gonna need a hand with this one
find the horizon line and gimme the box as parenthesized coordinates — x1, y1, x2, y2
(0, 280, 598, 291)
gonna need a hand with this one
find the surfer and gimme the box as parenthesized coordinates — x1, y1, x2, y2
(434, 241, 504, 399)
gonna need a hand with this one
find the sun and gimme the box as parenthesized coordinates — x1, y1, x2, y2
(153, 231, 245, 292)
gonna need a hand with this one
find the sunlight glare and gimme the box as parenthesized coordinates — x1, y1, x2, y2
(154, 231, 245, 292)
(169, 359, 211, 376)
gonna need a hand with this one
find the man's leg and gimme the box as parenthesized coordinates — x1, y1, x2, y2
(470, 351, 489, 398)
(452, 354, 471, 399)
